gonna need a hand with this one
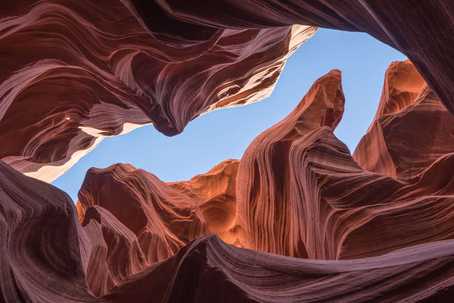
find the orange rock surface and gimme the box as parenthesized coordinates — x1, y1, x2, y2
(3, 1, 454, 301)
(75, 160, 241, 294)
(18, 62, 449, 302)
(4, 62, 454, 301)
(0, 0, 313, 182)
(238, 65, 454, 260)
(354, 60, 454, 180)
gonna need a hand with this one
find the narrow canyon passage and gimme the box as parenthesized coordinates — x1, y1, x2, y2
(2, 1, 454, 303)
(54, 28, 405, 201)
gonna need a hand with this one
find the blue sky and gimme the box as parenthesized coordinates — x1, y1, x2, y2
(54, 28, 405, 201)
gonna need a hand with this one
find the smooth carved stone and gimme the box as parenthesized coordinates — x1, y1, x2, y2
(80, 62, 454, 266)
(78, 163, 207, 263)
(4, 0, 454, 187)
(82, 205, 148, 296)
(3, 164, 454, 303)
(0, 0, 314, 182)
(108, 236, 454, 303)
(141, 1, 454, 116)
(354, 60, 454, 180)
(4, 60, 454, 301)
(0, 161, 96, 303)
(2, 1, 454, 301)
(167, 159, 242, 243)
(78, 62, 454, 269)
(76, 159, 242, 294)
(237, 64, 454, 260)
(237, 69, 345, 257)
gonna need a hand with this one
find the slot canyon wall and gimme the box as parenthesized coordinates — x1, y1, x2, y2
(0, 0, 314, 182)
(2, 1, 454, 302)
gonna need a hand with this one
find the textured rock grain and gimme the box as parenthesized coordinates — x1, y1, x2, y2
(0, 61, 446, 302)
(2, 1, 454, 301)
(0, 0, 313, 181)
(146, 1, 454, 114)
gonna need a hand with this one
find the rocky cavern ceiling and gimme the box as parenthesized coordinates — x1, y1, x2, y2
(2, 1, 454, 302)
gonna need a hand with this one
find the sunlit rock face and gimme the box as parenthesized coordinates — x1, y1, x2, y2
(237, 65, 454, 260)
(3, 1, 454, 301)
(84, 64, 454, 263)
(354, 60, 454, 180)
(76, 159, 242, 295)
(0, 0, 314, 182)
(4, 0, 454, 185)
(143, 1, 454, 115)
(4, 61, 454, 301)
(1, 62, 446, 301)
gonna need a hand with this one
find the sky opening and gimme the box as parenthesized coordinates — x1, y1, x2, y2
(53, 28, 406, 201)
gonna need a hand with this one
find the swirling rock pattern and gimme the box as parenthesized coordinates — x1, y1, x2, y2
(0, 61, 448, 302)
(237, 66, 454, 260)
(3, 0, 454, 185)
(108, 236, 454, 303)
(0, 0, 314, 182)
(3, 158, 454, 302)
(2, 1, 454, 301)
(354, 60, 454, 180)
(0, 161, 96, 303)
(76, 159, 242, 294)
(144, 1, 454, 114)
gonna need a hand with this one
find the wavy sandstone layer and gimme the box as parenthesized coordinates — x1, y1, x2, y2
(4, 1, 454, 185)
(3, 62, 442, 301)
(76, 159, 241, 295)
(3, 159, 454, 302)
(3, 1, 454, 186)
(354, 60, 454, 180)
(237, 67, 454, 260)
(0, 159, 454, 303)
(0, 0, 314, 182)
(142, 1, 454, 114)
(2, 1, 454, 300)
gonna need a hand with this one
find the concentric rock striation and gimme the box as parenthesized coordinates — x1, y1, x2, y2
(4, 61, 454, 301)
(108, 236, 454, 303)
(0, 161, 96, 303)
(3, 158, 454, 302)
(354, 60, 454, 180)
(236, 65, 454, 260)
(237, 69, 345, 257)
(143, 1, 454, 114)
(0, 0, 313, 182)
(2, 1, 454, 299)
(76, 159, 241, 294)
(7, 61, 448, 302)
(3, 0, 454, 187)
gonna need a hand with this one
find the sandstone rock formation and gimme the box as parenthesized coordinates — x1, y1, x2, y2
(145, 1, 454, 114)
(2, 62, 450, 301)
(237, 66, 454, 260)
(107, 236, 454, 303)
(3, 158, 454, 302)
(0, 161, 96, 303)
(81, 65, 454, 264)
(0, 0, 313, 182)
(354, 60, 454, 180)
(3, 1, 454, 186)
(76, 159, 241, 295)
(2, 1, 454, 302)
